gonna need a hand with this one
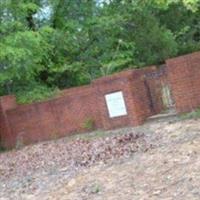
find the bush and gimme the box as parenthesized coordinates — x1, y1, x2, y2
(16, 84, 59, 104)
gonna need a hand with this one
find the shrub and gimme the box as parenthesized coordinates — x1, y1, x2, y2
(16, 84, 59, 104)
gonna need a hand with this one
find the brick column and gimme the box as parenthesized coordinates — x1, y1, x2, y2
(166, 51, 200, 113)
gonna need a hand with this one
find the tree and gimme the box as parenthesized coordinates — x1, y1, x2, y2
(0, 0, 199, 101)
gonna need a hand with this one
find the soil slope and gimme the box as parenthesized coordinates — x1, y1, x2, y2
(0, 115, 200, 200)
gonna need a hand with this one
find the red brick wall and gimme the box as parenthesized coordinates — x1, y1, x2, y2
(2, 86, 100, 148)
(0, 68, 171, 148)
(0, 96, 17, 147)
(129, 68, 157, 123)
(93, 70, 141, 130)
(1, 51, 200, 148)
(166, 51, 200, 113)
(92, 68, 160, 129)
(1, 69, 156, 148)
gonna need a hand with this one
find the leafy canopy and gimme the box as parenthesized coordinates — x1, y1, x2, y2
(0, 0, 199, 102)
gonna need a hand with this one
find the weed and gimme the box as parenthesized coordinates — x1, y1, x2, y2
(91, 183, 101, 194)
(0, 145, 6, 153)
(73, 130, 106, 141)
(51, 132, 59, 140)
(15, 135, 24, 149)
(82, 118, 95, 130)
(180, 108, 200, 120)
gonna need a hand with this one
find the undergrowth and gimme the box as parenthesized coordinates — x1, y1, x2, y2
(180, 108, 200, 120)
(16, 85, 60, 104)
(0, 145, 6, 153)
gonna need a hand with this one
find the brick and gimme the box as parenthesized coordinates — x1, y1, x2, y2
(0, 51, 200, 148)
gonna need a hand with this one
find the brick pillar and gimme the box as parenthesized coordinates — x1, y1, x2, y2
(166, 51, 200, 113)
(0, 95, 17, 148)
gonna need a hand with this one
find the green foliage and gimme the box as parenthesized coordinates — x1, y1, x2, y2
(0, 31, 46, 80)
(15, 84, 59, 104)
(0, 0, 199, 103)
(156, 1, 200, 55)
(180, 108, 200, 120)
(82, 118, 95, 131)
(0, 145, 6, 153)
(123, 8, 178, 65)
(91, 183, 101, 194)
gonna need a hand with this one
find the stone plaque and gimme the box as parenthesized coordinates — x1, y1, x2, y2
(105, 91, 127, 118)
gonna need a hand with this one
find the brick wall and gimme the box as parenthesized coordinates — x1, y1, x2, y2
(129, 67, 160, 123)
(92, 67, 163, 129)
(0, 96, 17, 147)
(0, 68, 156, 148)
(1, 86, 100, 148)
(166, 51, 200, 113)
(0, 51, 200, 148)
(93, 70, 148, 129)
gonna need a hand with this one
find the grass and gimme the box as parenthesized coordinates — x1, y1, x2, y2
(68, 126, 134, 142)
(82, 118, 95, 131)
(71, 130, 108, 141)
(180, 108, 200, 120)
(91, 183, 101, 194)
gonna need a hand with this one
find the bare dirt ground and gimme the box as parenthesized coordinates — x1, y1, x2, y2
(0, 114, 200, 200)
